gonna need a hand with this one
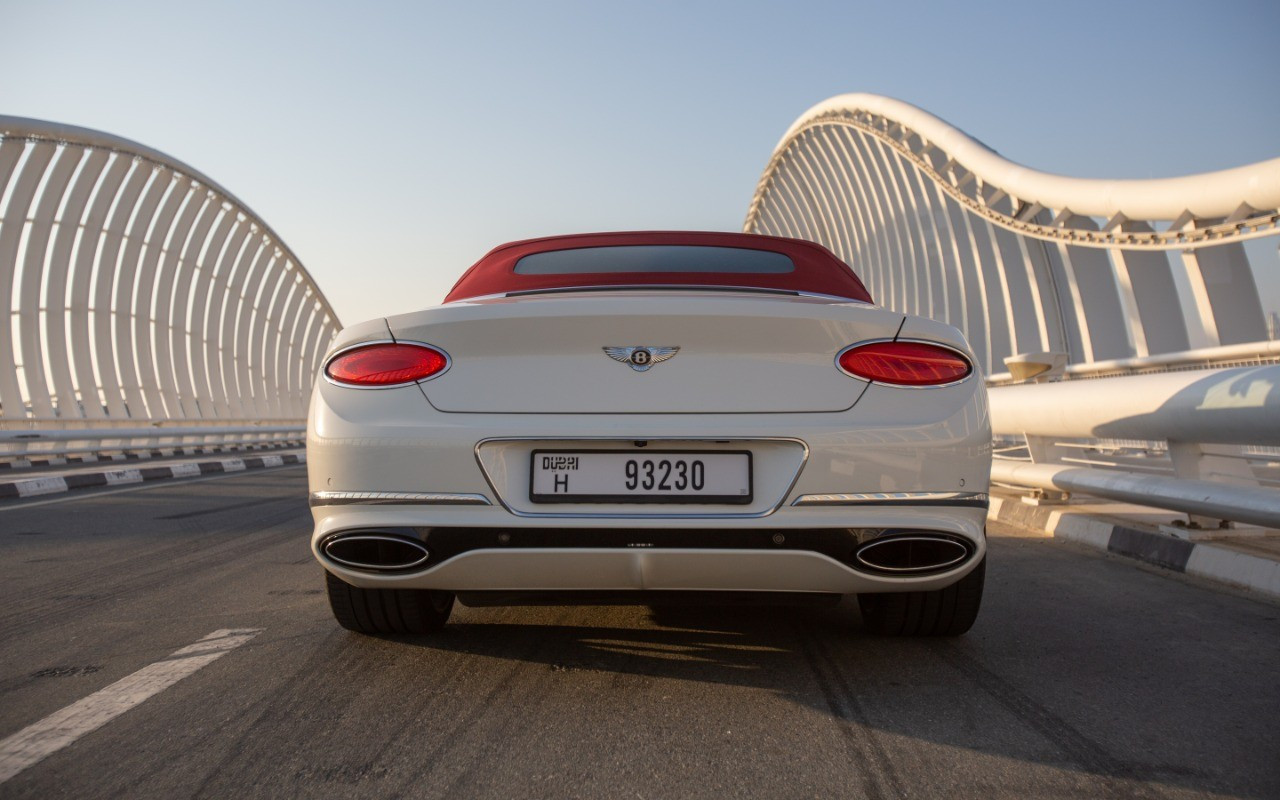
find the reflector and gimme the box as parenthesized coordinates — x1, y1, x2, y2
(325, 343, 448, 387)
(837, 341, 971, 386)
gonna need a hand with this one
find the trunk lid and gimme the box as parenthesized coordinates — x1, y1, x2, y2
(387, 291, 903, 414)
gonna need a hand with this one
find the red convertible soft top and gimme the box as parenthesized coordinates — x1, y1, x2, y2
(442, 231, 873, 303)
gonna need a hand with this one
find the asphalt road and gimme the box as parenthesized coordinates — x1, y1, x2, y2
(1, 468, 1277, 799)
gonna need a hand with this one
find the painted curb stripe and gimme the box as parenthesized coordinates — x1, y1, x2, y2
(103, 469, 143, 486)
(0, 628, 262, 784)
(1107, 526, 1195, 572)
(1, 453, 306, 500)
(989, 496, 1279, 600)
(62, 474, 106, 490)
(12, 477, 68, 497)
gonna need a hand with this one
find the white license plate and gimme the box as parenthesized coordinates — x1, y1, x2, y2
(530, 450, 752, 504)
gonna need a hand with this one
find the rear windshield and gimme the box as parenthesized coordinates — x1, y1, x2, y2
(515, 246, 794, 275)
(443, 232, 874, 304)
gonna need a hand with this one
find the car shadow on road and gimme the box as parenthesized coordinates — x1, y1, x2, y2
(377, 596, 871, 688)
(362, 590, 1256, 799)
(439, 598, 854, 670)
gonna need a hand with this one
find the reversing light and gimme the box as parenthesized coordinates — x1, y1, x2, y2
(325, 342, 449, 387)
(837, 341, 972, 386)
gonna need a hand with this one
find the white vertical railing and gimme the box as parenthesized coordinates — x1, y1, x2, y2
(0, 116, 341, 461)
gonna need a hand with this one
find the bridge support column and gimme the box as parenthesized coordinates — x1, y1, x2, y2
(1057, 217, 1133, 361)
(1113, 224, 1191, 356)
(1180, 238, 1266, 348)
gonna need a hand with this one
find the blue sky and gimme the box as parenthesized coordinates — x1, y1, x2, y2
(3, 0, 1278, 325)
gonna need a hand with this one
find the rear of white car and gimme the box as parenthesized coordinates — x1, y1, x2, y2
(307, 233, 991, 636)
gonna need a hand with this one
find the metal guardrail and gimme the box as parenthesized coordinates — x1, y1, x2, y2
(990, 460, 1280, 529)
(988, 360, 1280, 527)
(988, 363, 1280, 446)
(0, 424, 304, 461)
(0, 116, 340, 464)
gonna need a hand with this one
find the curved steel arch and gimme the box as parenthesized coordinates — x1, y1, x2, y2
(746, 94, 1280, 526)
(745, 93, 1280, 375)
(0, 116, 341, 456)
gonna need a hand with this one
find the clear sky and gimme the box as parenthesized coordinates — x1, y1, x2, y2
(3, 0, 1278, 326)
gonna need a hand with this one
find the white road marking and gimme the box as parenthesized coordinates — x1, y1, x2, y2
(0, 628, 262, 784)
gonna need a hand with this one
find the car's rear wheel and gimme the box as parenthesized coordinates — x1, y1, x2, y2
(857, 556, 985, 636)
(325, 571, 454, 635)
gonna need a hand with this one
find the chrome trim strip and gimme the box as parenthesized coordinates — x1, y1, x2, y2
(309, 491, 491, 508)
(473, 436, 809, 519)
(791, 491, 989, 507)
(835, 338, 976, 389)
(321, 339, 453, 390)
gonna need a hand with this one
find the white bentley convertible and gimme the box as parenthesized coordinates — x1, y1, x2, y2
(307, 232, 991, 636)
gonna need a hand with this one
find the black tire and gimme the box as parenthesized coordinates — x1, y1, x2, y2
(857, 556, 985, 636)
(325, 571, 454, 635)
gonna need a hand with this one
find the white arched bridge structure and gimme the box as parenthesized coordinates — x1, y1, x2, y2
(747, 94, 1280, 529)
(0, 116, 340, 461)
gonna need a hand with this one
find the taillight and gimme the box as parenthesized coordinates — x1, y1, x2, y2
(324, 342, 449, 387)
(837, 341, 972, 386)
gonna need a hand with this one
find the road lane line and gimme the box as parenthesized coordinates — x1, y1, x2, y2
(0, 628, 262, 784)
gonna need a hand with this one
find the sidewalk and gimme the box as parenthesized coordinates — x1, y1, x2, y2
(989, 490, 1280, 602)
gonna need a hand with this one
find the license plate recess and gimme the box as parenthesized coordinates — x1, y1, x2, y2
(529, 449, 753, 504)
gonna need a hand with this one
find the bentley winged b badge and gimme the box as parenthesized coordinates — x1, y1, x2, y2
(603, 346, 680, 372)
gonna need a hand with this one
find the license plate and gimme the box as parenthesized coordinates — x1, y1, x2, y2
(530, 450, 752, 504)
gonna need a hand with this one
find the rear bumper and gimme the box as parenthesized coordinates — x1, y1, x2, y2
(318, 544, 985, 594)
(314, 524, 987, 593)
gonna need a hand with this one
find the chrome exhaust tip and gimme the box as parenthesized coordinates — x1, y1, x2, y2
(322, 534, 430, 572)
(854, 534, 971, 574)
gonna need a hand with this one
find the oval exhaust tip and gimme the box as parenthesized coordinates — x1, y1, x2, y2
(323, 534, 430, 571)
(855, 535, 970, 574)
